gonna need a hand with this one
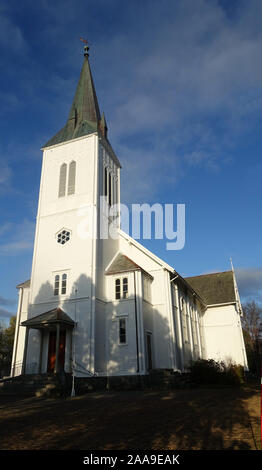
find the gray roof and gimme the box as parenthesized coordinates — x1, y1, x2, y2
(21, 307, 75, 329)
(185, 271, 236, 305)
(16, 279, 31, 289)
(105, 253, 153, 278)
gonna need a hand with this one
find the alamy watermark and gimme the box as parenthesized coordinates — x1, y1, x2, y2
(77, 197, 185, 251)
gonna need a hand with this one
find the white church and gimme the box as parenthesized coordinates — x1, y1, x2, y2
(11, 45, 248, 379)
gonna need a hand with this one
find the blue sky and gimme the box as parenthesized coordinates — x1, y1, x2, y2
(0, 0, 262, 323)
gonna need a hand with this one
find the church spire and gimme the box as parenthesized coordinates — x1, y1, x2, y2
(44, 42, 106, 148)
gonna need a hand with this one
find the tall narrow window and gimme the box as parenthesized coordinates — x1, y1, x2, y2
(67, 161, 76, 195)
(61, 273, 67, 295)
(115, 279, 121, 300)
(54, 275, 60, 296)
(119, 318, 127, 344)
(58, 163, 67, 198)
(181, 298, 189, 342)
(108, 172, 112, 206)
(114, 177, 118, 205)
(122, 277, 128, 299)
(104, 166, 108, 197)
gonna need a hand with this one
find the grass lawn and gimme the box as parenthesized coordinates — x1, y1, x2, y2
(0, 384, 260, 450)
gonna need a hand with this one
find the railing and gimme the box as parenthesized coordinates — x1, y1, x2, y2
(73, 361, 97, 377)
(10, 361, 38, 377)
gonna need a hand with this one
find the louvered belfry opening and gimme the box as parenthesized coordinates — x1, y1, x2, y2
(67, 160, 76, 195)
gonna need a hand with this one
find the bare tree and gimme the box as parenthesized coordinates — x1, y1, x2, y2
(241, 301, 262, 374)
(242, 301, 262, 344)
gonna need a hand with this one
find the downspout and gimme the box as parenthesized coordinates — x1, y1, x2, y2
(134, 271, 140, 373)
(230, 258, 248, 370)
(90, 135, 99, 374)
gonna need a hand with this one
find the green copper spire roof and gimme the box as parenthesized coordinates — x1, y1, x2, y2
(44, 47, 105, 148)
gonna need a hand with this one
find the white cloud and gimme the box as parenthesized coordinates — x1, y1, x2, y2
(0, 295, 16, 306)
(95, 0, 262, 200)
(0, 9, 28, 54)
(0, 307, 14, 320)
(117, 140, 182, 203)
(235, 267, 262, 305)
(0, 161, 11, 185)
(0, 219, 35, 256)
(2, 0, 261, 204)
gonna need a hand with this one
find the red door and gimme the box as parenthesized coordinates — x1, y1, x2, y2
(47, 330, 66, 372)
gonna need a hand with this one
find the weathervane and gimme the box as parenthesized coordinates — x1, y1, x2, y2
(80, 37, 90, 56)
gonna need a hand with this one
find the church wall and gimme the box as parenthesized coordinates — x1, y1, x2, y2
(25, 134, 101, 375)
(94, 299, 107, 372)
(202, 304, 248, 367)
(151, 270, 174, 370)
(106, 301, 138, 376)
(95, 141, 120, 302)
(143, 300, 154, 368)
(105, 272, 139, 375)
(68, 299, 92, 375)
(39, 135, 97, 218)
(11, 286, 31, 376)
(30, 135, 98, 309)
(119, 235, 164, 274)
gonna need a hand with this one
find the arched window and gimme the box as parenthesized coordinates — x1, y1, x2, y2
(61, 273, 67, 295)
(104, 166, 108, 197)
(115, 278, 121, 300)
(67, 161, 76, 195)
(108, 172, 112, 206)
(54, 275, 60, 296)
(58, 163, 67, 198)
(122, 277, 128, 299)
(115, 277, 128, 300)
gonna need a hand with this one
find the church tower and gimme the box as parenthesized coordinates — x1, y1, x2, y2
(13, 44, 121, 376)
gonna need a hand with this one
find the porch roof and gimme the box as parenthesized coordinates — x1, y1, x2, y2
(21, 307, 75, 329)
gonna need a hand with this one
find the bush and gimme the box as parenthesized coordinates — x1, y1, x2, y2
(189, 359, 244, 387)
(223, 363, 245, 386)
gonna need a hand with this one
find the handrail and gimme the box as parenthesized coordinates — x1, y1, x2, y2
(73, 361, 97, 377)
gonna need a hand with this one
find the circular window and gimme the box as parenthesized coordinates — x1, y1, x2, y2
(57, 229, 71, 245)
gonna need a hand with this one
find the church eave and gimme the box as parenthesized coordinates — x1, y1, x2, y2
(41, 130, 99, 151)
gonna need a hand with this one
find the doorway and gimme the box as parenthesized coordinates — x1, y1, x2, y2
(47, 329, 66, 373)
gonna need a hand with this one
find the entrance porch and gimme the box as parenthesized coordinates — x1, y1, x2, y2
(21, 307, 75, 375)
